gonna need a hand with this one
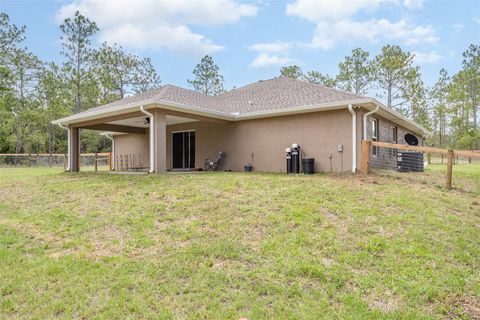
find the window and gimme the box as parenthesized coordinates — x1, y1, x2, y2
(172, 131, 195, 169)
(392, 127, 398, 144)
(372, 118, 379, 156)
(391, 126, 398, 158)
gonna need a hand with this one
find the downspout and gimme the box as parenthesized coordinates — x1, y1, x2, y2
(57, 123, 70, 171)
(105, 133, 115, 170)
(347, 104, 357, 173)
(363, 105, 380, 140)
(140, 105, 154, 173)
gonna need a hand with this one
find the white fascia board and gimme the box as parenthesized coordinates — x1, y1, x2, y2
(51, 96, 430, 137)
(368, 99, 431, 137)
(235, 98, 373, 120)
(51, 99, 233, 125)
(51, 99, 157, 125)
(153, 100, 233, 120)
(100, 132, 126, 136)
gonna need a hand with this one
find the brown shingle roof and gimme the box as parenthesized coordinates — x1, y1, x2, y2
(218, 77, 365, 113)
(72, 77, 366, 117)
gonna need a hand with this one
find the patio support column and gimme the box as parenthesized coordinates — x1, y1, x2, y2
(70, 127, 80, 172)
(152, 109, 167, 172)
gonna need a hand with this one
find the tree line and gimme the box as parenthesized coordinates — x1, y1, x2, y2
(1, 11, 479, 155)
(279, 45, 479, 150)
(1, 12, 160, 155)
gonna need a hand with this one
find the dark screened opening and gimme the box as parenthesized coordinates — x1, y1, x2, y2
(172, 131, 195, 169)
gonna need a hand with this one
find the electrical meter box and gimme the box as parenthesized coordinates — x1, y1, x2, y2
(337, 144, 343, 152)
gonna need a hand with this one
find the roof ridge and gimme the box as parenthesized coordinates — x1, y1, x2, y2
(162, 84, 220, 98)
(289, 76, 367, 99)
(153, 85, 171, 100)
(218, 77, 281, 97)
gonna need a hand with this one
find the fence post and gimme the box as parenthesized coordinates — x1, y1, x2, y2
(28, 153, 31, 167)
(427, 153, 431, 164)
(360, 140, 371, 175)
(36, 153, 39, 166)
(49, 153, 52, 167)
(109, 152, 112, 171)
(94, 153, 98, 172)
(64, 154, 67, 170)
(446, 149, 454, 190)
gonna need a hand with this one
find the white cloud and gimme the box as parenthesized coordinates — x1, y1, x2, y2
(287, 0, 437, 49)
(249, 41, 296, 68)
(412, 51, 443, 64)
(250, 53, 295, 68)
(402, 0, 424, 9)
(474, 17, 480, 24)
(310, 18, 438, 49)
(250, 42, 292, 53)
(286, 0, 386, 23)
(100, 24, 224, 55)
(452, 23, 464, 34)
(55, 0, 257, 57)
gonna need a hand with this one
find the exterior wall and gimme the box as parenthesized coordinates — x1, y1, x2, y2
(112, 108, 422, 173)
(166, 109, 355, 173)
(115, 109, 361, 172)
(363, 112, 423, 170)
(113, 133, 149, 169)
(166, 121, 232, 171)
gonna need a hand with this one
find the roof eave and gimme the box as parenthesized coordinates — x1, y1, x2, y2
(235, 98, 373, 120)
(51, 99, 233, 125)
(51, 96, 430, 138)
(368, 99, 431, 137)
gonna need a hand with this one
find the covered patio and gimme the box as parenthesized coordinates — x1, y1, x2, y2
(60, 105, 228, 173)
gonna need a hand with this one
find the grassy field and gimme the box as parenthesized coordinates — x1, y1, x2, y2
(0, 165, 479, 319)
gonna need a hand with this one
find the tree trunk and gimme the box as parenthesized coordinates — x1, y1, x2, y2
(387, 83, 392, 108)
(472, 94, 478, 130)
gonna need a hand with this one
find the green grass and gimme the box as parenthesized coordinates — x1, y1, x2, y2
(0, 165, 479, 319)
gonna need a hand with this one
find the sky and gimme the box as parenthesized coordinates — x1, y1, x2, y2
(2, 0, 480, 91)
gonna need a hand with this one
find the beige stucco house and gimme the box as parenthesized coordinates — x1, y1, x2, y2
(52, 77, 429, 173)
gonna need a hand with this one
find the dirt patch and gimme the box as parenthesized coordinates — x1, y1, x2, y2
(367, 290, 404, 313)
(449, 296, 480, 319)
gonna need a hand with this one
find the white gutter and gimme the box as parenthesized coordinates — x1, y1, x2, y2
(57, 123, 70, 171)
(105, 133, 115, 170)
(363, 105, 380, 140)
(347, 104, 357, 173)
(140, 105, 155, 173)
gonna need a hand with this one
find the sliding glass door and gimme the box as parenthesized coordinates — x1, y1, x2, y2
(172, 131, 195, 169)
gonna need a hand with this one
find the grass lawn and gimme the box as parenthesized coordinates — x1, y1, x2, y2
(0, 165, 479, 319)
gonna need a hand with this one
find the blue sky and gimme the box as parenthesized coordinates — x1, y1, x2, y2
(2, 0, 480, 92)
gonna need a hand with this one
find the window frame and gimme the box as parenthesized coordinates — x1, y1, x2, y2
(392, 126, 398, 144)
(371, 118, 379, 157)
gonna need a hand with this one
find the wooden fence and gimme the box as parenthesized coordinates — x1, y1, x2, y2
(0, 152, 112, 171)
(360, 140, 480, 189)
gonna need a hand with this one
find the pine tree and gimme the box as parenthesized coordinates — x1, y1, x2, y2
(188, 55, 224, 95)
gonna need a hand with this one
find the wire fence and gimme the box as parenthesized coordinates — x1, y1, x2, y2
(0, 153, 111, 172)
(360, 141, 480, 189)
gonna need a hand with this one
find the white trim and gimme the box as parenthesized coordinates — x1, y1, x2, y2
(171, 129, 196, 134)
(52, 97, 430, 137)
(348, 104, 357, 173)
(363, 105, 380, 140)
(140, 106, 154, 173)
(371, 118, 379, 157)
(235, 99, 372, 120)
(51, 99, 157, 125)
